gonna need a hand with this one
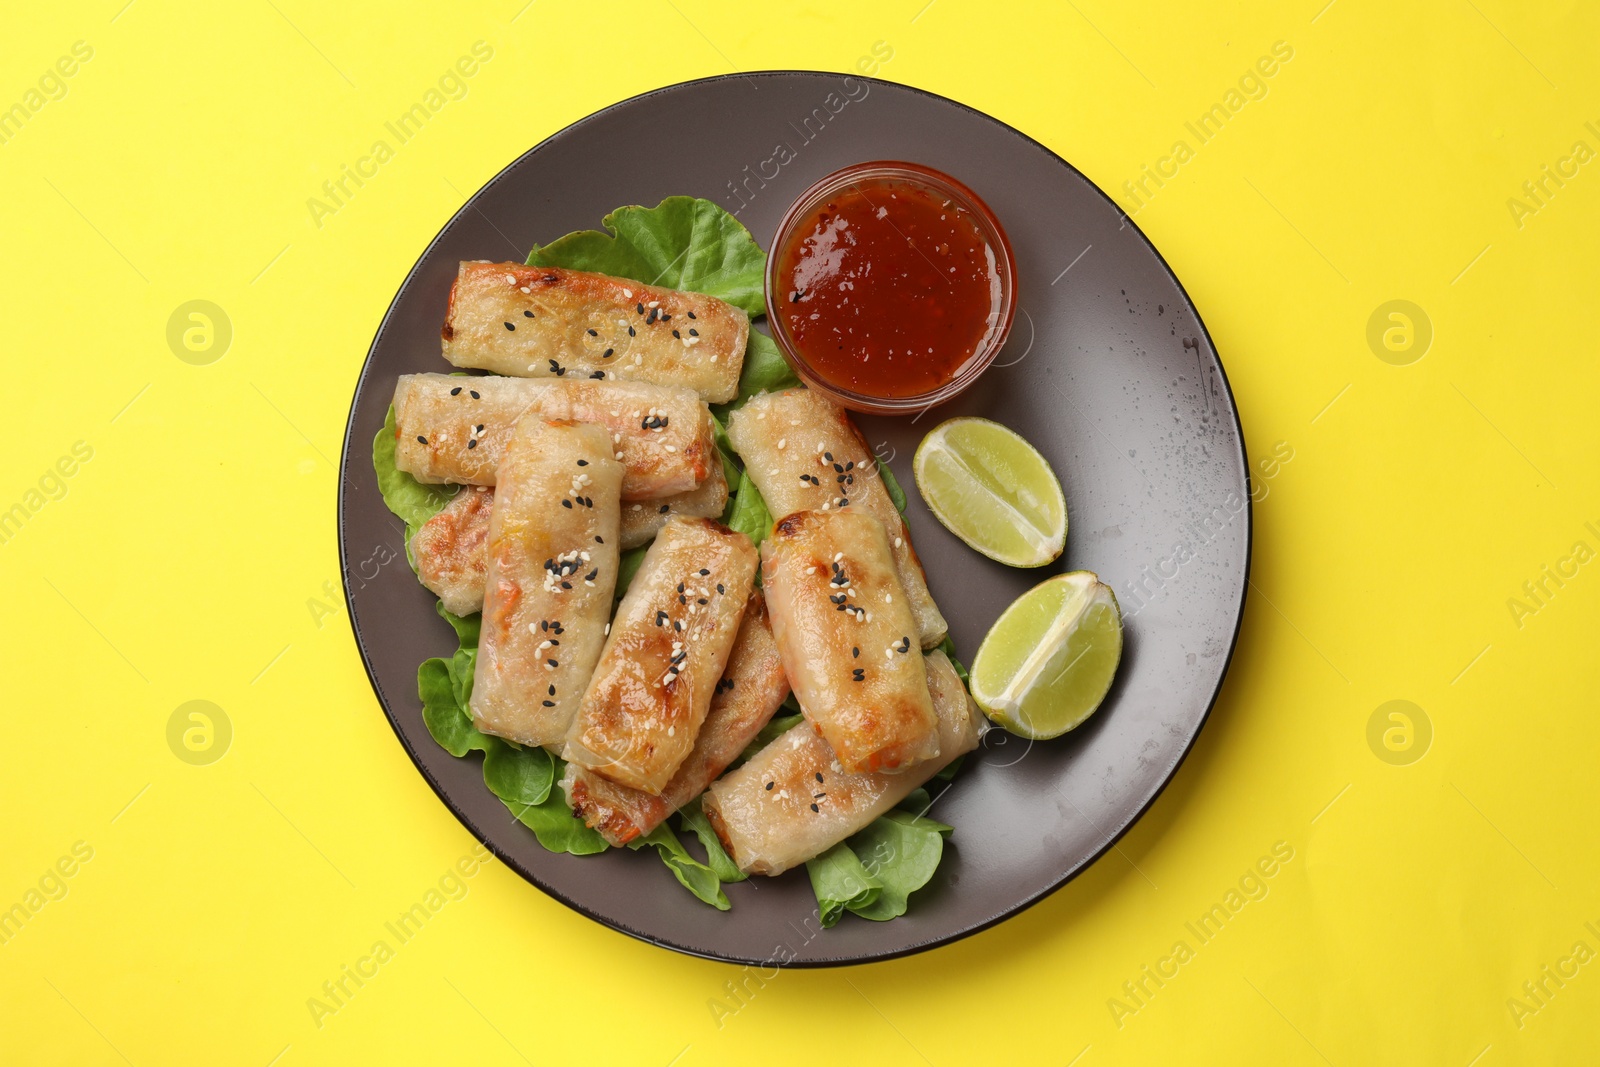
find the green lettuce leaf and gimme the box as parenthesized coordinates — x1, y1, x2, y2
(727, 330, 799, 410)
(725, 469, 773, 550)
(504, 764, 610, 855)
(878, 460, 909, 515)
(628, 823, 731, 910)
(846, 810, 953, 921)
(418, 657, 490, 758)
(482, 739, 554, 806)
(806, 843, 883, 927)
(708, 412, 742, 490)
(436, 601, 480, 649)
(527, 197, 767, 316)
(677, 796, 745, 884)
(933, 754, 967, 783)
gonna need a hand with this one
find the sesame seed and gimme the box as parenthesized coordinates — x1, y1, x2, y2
(777, 438, 786, 449)
(504, 273, 517, 284)
(561, 499, 572, 509)
(470, 390, 480, 399)
(587, 328, 598, 336)
(852, 647, 859, 658)
(504, 322, 515, 331)
(810, 803, 819, 812)
(519, 286, 530, 293)
(416, 435, 427, 444)
(765, 781, 774, 791)
(450, 387, 461, 396)
(894, 537, 904, 548)
(467, 439, 477, 449)
(664, 444, 676, 452)
(577, 459, 588, 466)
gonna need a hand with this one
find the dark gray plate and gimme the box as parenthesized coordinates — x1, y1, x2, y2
(338, 72, 1250, 967)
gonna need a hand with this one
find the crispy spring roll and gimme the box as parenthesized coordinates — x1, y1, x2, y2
(411, 485, 493, 617)
(620, 461, 728, 549)
(560, 595, 789, 845)
(565, 518, 759, 794)
(703, 650, 980, 876)
(442, 262, 748, 403)
(726, 388, 947, 647)
(762, 507, 939, 774)
(408, 465, 730, 615)
(470, 417, 622, 748)
(393, 373, 713, 499)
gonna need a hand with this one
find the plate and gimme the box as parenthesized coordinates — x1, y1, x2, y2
(338, 72, 1250, 966)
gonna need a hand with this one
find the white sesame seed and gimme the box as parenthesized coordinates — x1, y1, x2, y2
(538, 640, 551, 649)
(520, 286, 530, 294)
(605, 623, 611, 634)
(885, 593, 893, 603)
(648, 300, 659, 308)
(631, 504, 642, 511)
(833, 553, 844, 561)
(505, 273, 517, 284)
(894, 537, 904, 548)
(667, 725, 675, 737)
(777, 438, 786, 449)
(757, 411, 766, 420)
(665, 444, 677, 453)
(615, 451, 623, 459)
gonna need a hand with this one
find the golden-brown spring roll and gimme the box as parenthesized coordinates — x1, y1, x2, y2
(703, 650, 980, 876)
(393, 373, 713, 499)
(408, 465, 729, 616)
(442, 262, 747, 403)
(762, 507, 938, 774)
(560, 595, 788, 845)
(621, 460, 728, 549)
(565, 518, 759, 794)
(470, 417, 621, 748)
(726, 388, 947, 647)
(411, 485, 492, 617)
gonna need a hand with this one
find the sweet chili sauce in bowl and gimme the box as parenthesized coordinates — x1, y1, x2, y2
(767, 161, 1016, 414)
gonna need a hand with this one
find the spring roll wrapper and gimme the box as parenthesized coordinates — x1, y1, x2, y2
(469, 417, 621, 748)
(703, 650, 980, 876)
(393, 372, 713, 499)
(564, 518, 759, 794)
(441, 262, 747, 403)
(409, 463, 728, 615)
(726, 387, 946, 648)
(761, 507, 939, 774)
(560, 595, 789, 845)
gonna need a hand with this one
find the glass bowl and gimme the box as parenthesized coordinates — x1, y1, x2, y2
(764, 160, 1017, 415)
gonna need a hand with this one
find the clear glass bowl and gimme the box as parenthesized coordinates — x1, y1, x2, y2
(765, 160, 1017, 415)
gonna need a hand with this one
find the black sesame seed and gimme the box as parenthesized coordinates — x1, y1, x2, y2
(603, 348, 614, 358)
(524, 310, 534, 318)
(585, 568, 598, 581)
(504, 321, 515, 331)
(416, 435, 427, 444)
(677, 582, 686, 593)
(688, 311, 697, 319)
(548, 684, 556, 695)
(689, 328, 698, 337)
(810, 803, 819, 812)
(815, 772, 824, 783)
(716, 583, 724, 594)
(542, 700, 555, 707)
(467, 439, 478, 449)
(672, 329, 681, 339)
(470, 390, 480, 399)
(547, 659, 558, 668)
(699, 569, 710, 576)
(674, 620, 682, 631)
(590, 370, 605, 379)
(595, 536, 604, 544)
(852, 647, 859, 658)
(659, 504, 671, 514)
(628, 326, 635, 337)
(560, 581, 571, 590)
(824, 452, 833, 462)
(561, 499, 572, 509)
(697, 597, 707, 605)
(765, 781, 774, 790)
(636, 303, 645, 314)
(450, 387, 462, 396)
(540, 620, 548, 631)
(587, 328, 598, 336)
(577, 459, 588, 466)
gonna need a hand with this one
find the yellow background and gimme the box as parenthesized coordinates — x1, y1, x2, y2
(4, 1, 1596, 1063)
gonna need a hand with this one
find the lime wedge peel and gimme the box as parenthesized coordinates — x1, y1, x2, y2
(912, 417, 1067, 569)
(969, 571, 1123, 740)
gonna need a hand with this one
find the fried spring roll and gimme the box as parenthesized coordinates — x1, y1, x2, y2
(393, 373, 713, 499)
(408, 465, 729, 615)
(470, 417, 622, 748)
(560, 595, 789, 845)
(411, 485, 493, 617)
(726, 388, 947, 647)
(565, 518, 759, 794)
(442, 262, 748, 403)
(703, 650, 980, 876)
(762, 507, 939, 774)
(620, 460, 728, 549)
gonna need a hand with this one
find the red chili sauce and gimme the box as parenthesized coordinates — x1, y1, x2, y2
(775, 178, 1002, 399)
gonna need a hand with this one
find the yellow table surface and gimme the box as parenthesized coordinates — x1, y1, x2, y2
(5, 2, 1596, 1063)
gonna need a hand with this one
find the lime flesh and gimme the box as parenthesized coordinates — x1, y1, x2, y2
(970, 571, 1122, 739)
(913, 417, 1066, 568)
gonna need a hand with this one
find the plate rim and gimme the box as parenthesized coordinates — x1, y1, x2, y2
(336, 69, 1253, 968)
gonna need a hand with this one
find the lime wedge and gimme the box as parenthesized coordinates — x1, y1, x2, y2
(913, 417, 1066, 568)
(970, 572, 1122, 739)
